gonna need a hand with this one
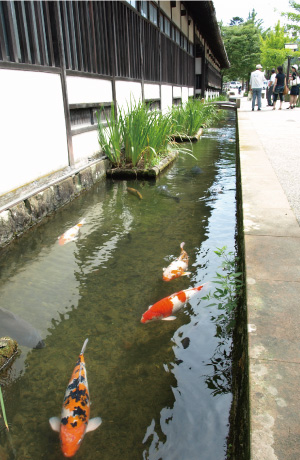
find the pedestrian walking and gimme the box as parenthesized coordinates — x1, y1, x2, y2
(287, 64, 299, 109)
(273, 66, 286, 110)
(249, 64, 265, 111)
(267, 69, 276, 106)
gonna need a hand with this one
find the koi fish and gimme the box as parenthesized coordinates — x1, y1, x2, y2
(127, 187, 143, 200)
(163, 242, 191, 281)
(141, 284, 209, 323)
(49, 339, 101, 458)
(58, 219, 86, 245)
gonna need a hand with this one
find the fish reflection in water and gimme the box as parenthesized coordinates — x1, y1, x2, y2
(156, 185, 180, 203)
(0, 307, 45, 349)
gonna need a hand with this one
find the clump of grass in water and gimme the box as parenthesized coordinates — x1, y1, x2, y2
(96, 104, 122, 166)
(170, 98, 223, 137)
(0, 386, 9, 431)
(97, 100, 195, 168)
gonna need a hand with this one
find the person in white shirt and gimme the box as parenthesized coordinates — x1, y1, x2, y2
(249, 64, 266, 111)
(267, 69, 276, 106)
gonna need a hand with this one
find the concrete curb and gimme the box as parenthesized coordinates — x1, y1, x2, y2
(238, 98, 300, 460)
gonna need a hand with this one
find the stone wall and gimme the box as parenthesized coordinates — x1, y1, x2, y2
(0, 159, 109, 249)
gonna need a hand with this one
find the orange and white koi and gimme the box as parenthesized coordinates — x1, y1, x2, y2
(141, 284, 209, 323)
(49, 339, 101, 458)
(163, 242, 191, 281)
(58, 219, 86, 245)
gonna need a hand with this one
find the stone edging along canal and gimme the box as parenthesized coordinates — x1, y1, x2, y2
(0, 151, 179, 250)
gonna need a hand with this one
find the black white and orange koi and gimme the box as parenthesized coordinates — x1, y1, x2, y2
(49, 339, 101, 457)
(141, 284, 209, 323)
(163, 242, 191, 281)
(58, 219, 86, 245)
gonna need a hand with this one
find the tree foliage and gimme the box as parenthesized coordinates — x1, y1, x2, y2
(281, 0, 300, 36)
(260, 21, 296, 72)
(220, 16, 261, 81)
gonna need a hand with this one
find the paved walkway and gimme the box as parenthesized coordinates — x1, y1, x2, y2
(238, 97, 300, 460)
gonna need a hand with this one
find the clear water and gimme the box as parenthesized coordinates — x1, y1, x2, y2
(0, 115, 237, 460)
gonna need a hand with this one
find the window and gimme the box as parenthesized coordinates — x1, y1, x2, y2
(175, 29, 180, 45)
(189, 42, 194, 56)
(160, 13, 164, 32)
(183, 37, 188, 52)
(149, 2, 157, 26)
(140, 1, 148, 18)
(164, 17, 170, 36)
(126, 0, 137, 8)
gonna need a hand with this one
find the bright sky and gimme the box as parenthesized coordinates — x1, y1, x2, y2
(213, 0, 294, 30)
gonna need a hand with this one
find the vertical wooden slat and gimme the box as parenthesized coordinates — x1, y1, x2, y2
(0, 2, 7, 61)
(78, 1, 88, 71)
(93, 1, 101, 74)
(2, 1, 19, 62)
(66, 2, 78, 70)
(73, 1, 83, 71)
(88, 1, 97, 73)
(34, 1, 47, 65)
(13, 1, 30, 63)
(102, 1, 111, 76)
(60, 1, 71, 69)
(24, 1, 39, 64)
(125, 7, 131, 77)
(42, 2, 55, 67)
(83, 1, 92, 72)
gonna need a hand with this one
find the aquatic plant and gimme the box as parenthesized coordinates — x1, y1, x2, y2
(203, 247, 243, 398)
(206, 246, 243, 335)
(170, 98, 224, 137)
(97, 101, 179, 168)
(0, 386, 9, 431)
(96, 104, 122, 166)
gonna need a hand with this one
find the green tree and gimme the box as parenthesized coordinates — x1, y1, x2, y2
(260, 21, 295, 73)
(281, 0, 300, 36)
(220, 17, 261, 82)
(229, 17, 244, 26)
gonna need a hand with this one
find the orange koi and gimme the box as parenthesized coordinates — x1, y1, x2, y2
(49, 339, 101, 457)
(141, 284, 209, 323)
(127, 187, 143, 200)
(58, 219, 86, 245)
(163, 242, 191, 281)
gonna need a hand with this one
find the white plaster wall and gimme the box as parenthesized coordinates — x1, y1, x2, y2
(173, 86, 182, 98)
(144, 83, 160, 100)
(189, 19, 194, 42)
(67, 76, 113, 104)
(182, 87, 189, 103)
(188, 87, 194, 97)
(115, 80, 142, 113)
(160, 1, 171, 18)
(72, 130, 100, 165)
(161, 85, 173, 113)
(172, 3, 181, 28)
(181, 14, 188, 37)
(0, 69, 68, 196)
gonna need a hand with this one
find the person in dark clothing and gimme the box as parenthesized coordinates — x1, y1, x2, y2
(272, 66, 286, 110)
(287, 64, 299, 109)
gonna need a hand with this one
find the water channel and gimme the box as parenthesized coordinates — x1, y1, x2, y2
(0, 113, 238, 460)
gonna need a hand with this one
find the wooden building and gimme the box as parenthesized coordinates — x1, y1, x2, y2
(0, 1, 229, 199)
